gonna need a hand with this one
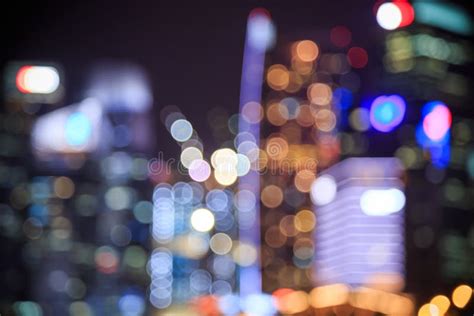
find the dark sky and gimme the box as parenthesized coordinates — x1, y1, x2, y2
(3, 0, 378, 154)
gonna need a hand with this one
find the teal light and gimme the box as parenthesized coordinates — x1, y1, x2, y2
(65, 112, 92, 146)
(414, 1, 473, 36)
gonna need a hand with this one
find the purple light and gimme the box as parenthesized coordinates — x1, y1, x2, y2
(188, 159, 211, 182)
(369, 95, 406, 132)
(237, 8, 274, 298)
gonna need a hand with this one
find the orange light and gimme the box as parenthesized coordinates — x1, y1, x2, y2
(309, 284, 350, 308)
(452, 284, 473, 308)
(267, 64, 290, 91)
(265, 137, 289, 160)
(261, 185, 284, 208)
(295, 40, 319, 62)
(266, 101, 288, 126)
(294, 169, 316, 192)
(307, 83, 332, 106)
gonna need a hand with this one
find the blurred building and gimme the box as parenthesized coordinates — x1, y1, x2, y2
(1, 62, 155, 315)
(312, 157, 405, 289)
(375, 0, 474, 303)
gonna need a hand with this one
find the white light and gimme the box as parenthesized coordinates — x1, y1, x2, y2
(188, 159, 211, 182)
(86, 65, 152, 113)
(241, 293, 277, 316)
(248, 14, 275, 52)
(236, 153, 251, 176)
(310, 175, 337, 206)
(170, 119, 193, 142)
(180, 146, 202, 168)
(31, 99, 103, 155)
(376, 3, 402, 30)
(360, 188, 405, 216)
(17, 66, 60, 94)
(190, 208, 215, 232)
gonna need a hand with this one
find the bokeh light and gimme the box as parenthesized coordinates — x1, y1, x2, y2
(267, 64, 290, 91)
(347, 47, 368, 68)
(310, 175, 337, 206)
(451, 284, 472, 308)
(170, 119, 193, 142)
(295, 40, 319, 62)
(307, 83, 332, 106)
(422, 102, 452, 141)
(330, 25, 352, 47)
(369, 94, 406, 132)
(188, 159, 211, 182)
(190, 208, 215, 232)
(376, 3, 403, 30)
(16, 65, 60, 94)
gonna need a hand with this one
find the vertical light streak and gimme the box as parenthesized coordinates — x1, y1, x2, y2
(237, 9, 274, 298)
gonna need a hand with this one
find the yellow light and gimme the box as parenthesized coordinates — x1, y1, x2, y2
(190, 208, 215, 232)
(172, 234, 209, 259)
(430, 295, 450, 314)
(211, 148, 238, 169)
(232, 242, 257, 266)
(180, 146, 203, 168)
(418, 303, 438, 316)
(309, 284, 349, 308)
(295, 210, 316, 232)
(452, 284, 473, 308)
(214, 165, 238, 186)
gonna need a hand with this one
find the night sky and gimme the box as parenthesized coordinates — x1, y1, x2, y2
(2, 0, 379, 155)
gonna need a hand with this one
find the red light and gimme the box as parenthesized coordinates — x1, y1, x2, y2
(330, 26, 352, 48)
(249, 7, 271, 19)
(16, 66, 32, 93)
(191, 295, 220, 316)
(347, 47, 368, 69)
(394, 1, 415, 27)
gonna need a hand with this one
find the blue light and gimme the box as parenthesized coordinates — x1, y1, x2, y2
(332, 87, 353, 110)
(374, 102, 396, 124)
(118, 293, 145, 316)
(369, 95, 406, 132)
(65, 112, 92, 146)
